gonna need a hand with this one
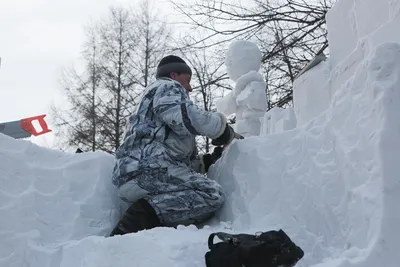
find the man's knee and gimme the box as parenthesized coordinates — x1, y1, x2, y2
(118, 179, 149, 203)
(204, 179, 225, 212)
(175, 183, 224, 227)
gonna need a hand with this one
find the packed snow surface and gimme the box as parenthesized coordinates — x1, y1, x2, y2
(292, 59, 331, 127)
(0, 136, 120, 266)
(1, 0, 400, 266)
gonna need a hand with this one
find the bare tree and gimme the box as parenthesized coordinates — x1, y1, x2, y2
(170, 0, 334, 108)
(130, 0, 172, 88)
(51, 23, 102, 152)
(85, 24, 101, 151)
(95, 6, 139, 152)
(51, 3, 171, 153)
(95, 3, 172, 151)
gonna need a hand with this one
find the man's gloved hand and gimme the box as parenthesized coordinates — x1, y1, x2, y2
(202, 146, 224, 173)
(212, 124, 244, 147)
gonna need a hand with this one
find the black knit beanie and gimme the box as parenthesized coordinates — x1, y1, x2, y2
(156, 55, 192, 78)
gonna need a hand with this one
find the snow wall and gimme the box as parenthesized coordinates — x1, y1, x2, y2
(210, 0, 400, 266)
(1, 0, 400, 266)
(0, 136, 120, 266)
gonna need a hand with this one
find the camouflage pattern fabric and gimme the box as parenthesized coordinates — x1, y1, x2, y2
(118, 167, 225, 226)
(112, 77, 227, 225)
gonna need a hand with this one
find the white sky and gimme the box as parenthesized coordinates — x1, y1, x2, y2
(0, 0, 180, 148)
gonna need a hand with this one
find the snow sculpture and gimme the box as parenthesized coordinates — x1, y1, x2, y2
(216, 40, 268, 137)
(260, 107, 297, 135)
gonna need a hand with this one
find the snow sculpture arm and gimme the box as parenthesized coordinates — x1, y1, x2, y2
(233, 71, 264, 96)
(153, 80, 227, 139)
(236, 80, 268, 111)
(216, 91, 237, 116)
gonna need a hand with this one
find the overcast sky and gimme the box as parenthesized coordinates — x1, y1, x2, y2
(0, 0, 177, 148)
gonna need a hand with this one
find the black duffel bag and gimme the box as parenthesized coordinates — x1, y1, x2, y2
(205, 229, 304, 267)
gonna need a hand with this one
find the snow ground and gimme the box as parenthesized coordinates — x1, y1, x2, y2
(1, 0, 400, 266)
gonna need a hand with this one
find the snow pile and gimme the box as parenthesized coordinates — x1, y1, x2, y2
(54, 226, 225, 267)
(211, 41, 400, 267)
(0, 133, 232, 267)
(216, 40, 268, 137)
(209, 0, 400, 265)
(0, 134, 120, 267)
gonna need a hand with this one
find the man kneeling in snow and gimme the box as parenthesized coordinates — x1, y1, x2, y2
(110, 55, 241, 236)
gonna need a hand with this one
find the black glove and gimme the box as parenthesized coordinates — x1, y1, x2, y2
(202, 147, 223, 173)
(212, 124, 243, 146)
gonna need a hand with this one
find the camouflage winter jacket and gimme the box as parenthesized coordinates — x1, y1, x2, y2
(111, 77, 226, 187)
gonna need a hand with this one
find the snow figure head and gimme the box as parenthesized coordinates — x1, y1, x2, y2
(225, 40, 262, 81)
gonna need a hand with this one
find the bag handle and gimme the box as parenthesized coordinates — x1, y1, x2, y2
(208, 232, 238, 249)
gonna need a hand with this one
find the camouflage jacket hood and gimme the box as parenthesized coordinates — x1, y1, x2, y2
(112, 77, 226, 188)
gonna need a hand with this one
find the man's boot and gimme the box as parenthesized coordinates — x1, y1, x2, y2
(109, 198, 161, 237)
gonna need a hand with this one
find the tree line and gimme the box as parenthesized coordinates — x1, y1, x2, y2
(51, 0, 335, 154)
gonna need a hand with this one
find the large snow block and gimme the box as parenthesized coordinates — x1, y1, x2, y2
(260, 107, 297, 135)
(354, 0, 390, 40)
(368, 10, 400, 48)
(274, 107, 296, 133)
(327, 0, 400, 104)
(327, 0, 393, 70)
(390, 0, 400, 19)
(260, 107, 284, 135)
(293, 59, 331, 126)
(326, 0, 358, 68)
(209, 43, 400, 267)
(0, 134, 119, 267)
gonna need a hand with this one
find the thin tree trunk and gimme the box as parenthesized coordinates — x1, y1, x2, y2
(115, 21, 123, 150)
(91, 43, 97, 151)
(144, 15, 150, 87)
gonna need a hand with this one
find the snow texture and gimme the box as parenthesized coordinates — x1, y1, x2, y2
(1, 0, 400, 266)
(273, 108, 296, 134)
(210, 41, 400, 267)
(292, 59, 331, 127)
(0, 134, 120, 267)
(260, 107, 297, 135)
(216, 40, 268, 137)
